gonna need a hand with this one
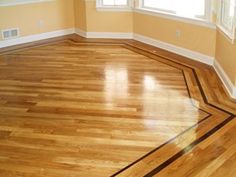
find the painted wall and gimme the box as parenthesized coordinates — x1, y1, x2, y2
(215, 29, 236, 85)
(74, 0, 133, 33)
(74, 0, 87, 31)
(0, 0, 75, 40)
(133, 12, 216, 57)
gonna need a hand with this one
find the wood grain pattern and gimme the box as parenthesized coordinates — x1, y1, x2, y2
(0, 36, 235, 177)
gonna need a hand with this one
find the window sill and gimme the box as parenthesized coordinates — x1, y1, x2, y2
(96, 6, 133, 12)
(134, 8, 216, 29)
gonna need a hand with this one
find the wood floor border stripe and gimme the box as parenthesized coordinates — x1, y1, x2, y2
(123, 42, 235, 116)
(144, 114, 235, 177)
(111, 115, 212, 177)
(2, 38, 235, 177)
(105, 42, 235, 176)
(111, 70, 213, 177)
(110, 70, 214, 176)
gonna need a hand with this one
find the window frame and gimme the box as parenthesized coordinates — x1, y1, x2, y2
(217, 0, 236, 42)
(95, 0, 215, 29)
(96, 0, 133, 11)
(138, 0, 212, 22)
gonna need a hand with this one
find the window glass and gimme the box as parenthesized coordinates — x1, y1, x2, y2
(221, 0, 235, 32)
(102, 0, 128, 6)
(142, 0, 206, 19)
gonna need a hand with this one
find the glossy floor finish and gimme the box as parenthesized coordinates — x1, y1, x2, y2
(0, 36, 235, 177)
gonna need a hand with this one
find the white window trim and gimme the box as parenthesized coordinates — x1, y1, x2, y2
(216, 0, 236, 43)
(138, 0, 212, 22)
(96, 0, 133, 12)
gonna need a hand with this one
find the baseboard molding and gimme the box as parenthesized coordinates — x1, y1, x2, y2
(133, 33, 214, 65)
(0, 28, 75, 48)
(75, 28, 133, 39)
(75, 28, 87, 38)
(86, 32, 133, 39)
(213, 59, 236, 99)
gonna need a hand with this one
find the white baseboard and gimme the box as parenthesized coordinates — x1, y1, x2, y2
(75, 28, 133, 39)
(0, 28, 75, 48)
(133, 33, 214, 65)
(75, 28, 87, 38)
(213, 59, 236, 99)
(86, 32, 133, 39)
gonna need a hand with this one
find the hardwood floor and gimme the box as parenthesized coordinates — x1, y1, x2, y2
(0, 36, 235, 177)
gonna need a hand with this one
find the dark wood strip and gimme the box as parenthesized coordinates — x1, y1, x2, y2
(144, 115, 235, 177)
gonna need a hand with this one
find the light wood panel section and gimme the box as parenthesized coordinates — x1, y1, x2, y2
(0, 36, 235, 177)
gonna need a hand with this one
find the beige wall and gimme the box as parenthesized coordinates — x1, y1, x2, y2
(0, 0, 75, 40)
(134, 12, 216, 57)
(73, 0, 133, 33)
(74, 0, 87, 31)
(215, 29, 236, 85)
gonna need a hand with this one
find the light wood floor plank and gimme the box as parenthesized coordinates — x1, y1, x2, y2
(0, 36, 235, 177)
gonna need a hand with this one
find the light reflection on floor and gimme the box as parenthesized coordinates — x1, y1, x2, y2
(103, 63, 199, 148)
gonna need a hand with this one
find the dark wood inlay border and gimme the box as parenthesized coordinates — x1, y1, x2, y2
(1, 37, 234, 177)
(144, 114, 235, 177)
(108, 42, 235, 176)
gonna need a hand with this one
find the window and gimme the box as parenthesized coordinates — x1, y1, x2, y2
(102, 0, 128, 6)
(218, 0, 236, 40)
(140, 0, 211, 21)
(96, 0, 132, 10)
